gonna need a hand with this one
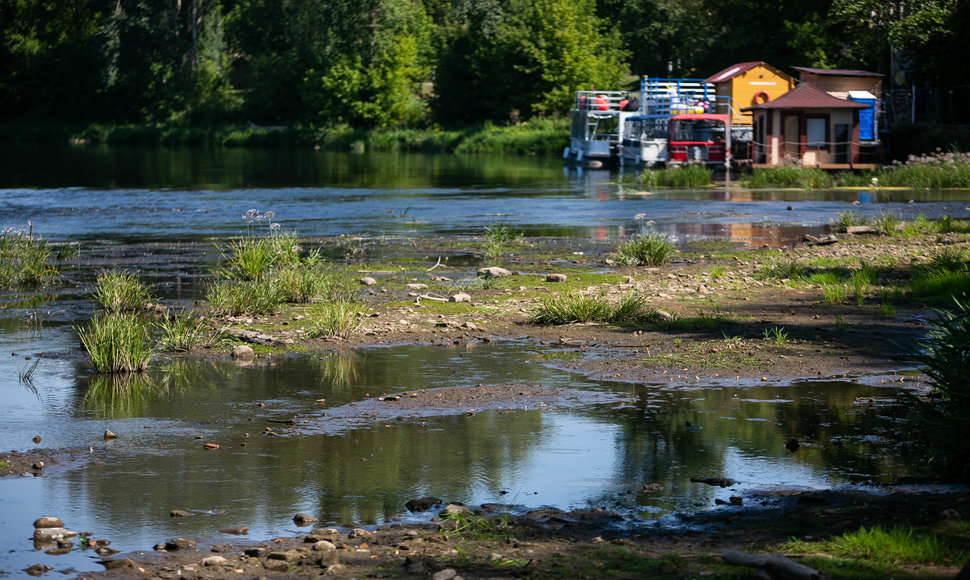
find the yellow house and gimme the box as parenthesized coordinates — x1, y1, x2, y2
(703, 62, 796, 127)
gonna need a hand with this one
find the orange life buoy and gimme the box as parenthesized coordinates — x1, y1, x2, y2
(594, 95, 608, 111)
(752, 91, 770, 105)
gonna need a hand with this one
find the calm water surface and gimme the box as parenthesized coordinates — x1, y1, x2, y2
(0, 145, 960, 575)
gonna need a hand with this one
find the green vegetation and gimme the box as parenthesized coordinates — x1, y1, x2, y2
(631, 165, 714, 189)
(76, 312, 155, 373)
(763, 326, 788, 346)
(304, 303, 365, 339)
(484, 225, 524, 259)
(0, 226, 58, 289)
(530, 292, 658, 326)
(94, 270, 152, 313)
(902, 300, 970, 481)
(742, 151, 970, 191)
(743, 166, 834, 189)
(783, 525, 966, 574)
(157, 312, 228, 352)
(833, 210, 870, 232)
(615, 232, 674, 267)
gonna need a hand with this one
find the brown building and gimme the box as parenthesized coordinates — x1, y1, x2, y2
(742, 83, 877, 169)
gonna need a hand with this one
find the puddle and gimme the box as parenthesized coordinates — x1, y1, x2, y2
(0, 336, 926, 574)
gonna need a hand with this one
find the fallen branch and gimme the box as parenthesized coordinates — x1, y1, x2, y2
(722, 550, 819, 580)
(417, 293, 449, 302)
(225, 328, 281, 346)
(426, 257, 443, 272)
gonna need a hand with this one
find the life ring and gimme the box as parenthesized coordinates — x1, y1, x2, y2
(752, 91, 770, 105)
(593, 95, 608, 111)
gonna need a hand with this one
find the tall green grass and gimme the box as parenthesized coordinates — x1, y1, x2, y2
(0, 226, 58, 289)
(635, 165, 713, 188)
(77, 312, 155, 373)
(531, 292, 658, 326)
(156, 312, 228, 352)
(742, 166, 834, 189)
(615, 232, 674, 266)
(94, 270, 153, 312)
(304, 303, 365, 339)
(902, 300, 970, 480)
(783, 525, 965, 567)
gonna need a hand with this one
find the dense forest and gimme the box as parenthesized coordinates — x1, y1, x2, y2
(1, 0, 967, 130)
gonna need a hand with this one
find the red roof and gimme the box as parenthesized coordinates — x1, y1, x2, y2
(703, 62, 764, 84)
(793, 66, 884, 78)
(741, 82, 868, 111)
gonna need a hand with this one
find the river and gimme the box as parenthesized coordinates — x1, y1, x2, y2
(0, 144, 965, 575)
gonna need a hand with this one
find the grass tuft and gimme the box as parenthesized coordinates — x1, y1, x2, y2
(76, 312, 155, 373)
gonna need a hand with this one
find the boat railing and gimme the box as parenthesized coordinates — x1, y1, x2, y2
(640, 77, 713, 117)
(572, 91, 636, 114)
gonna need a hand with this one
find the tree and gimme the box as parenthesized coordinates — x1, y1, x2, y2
(434, 0, 628, 126)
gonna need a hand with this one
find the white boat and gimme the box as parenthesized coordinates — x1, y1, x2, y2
(566, 78, 717, 167)
(563, 91, 640, 167)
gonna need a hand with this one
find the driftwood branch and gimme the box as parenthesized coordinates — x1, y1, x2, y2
(417, 293, 448, 302)
(225, 328, 281, 346)
(722, 550, 819, 580)
(426, 257, 443, 272)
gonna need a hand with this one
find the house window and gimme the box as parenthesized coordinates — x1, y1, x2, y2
(806, 117, 827, 148)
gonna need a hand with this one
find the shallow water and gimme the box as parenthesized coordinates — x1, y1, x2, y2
(0, 146, 959, 574)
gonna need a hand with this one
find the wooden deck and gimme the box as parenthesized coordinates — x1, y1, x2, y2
(749, 163, 879, 171)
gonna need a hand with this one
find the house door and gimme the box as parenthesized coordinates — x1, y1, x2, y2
(783, 115, 799, 161)
(835, 124, 849, 164)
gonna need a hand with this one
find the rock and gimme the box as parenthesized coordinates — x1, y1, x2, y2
(263, 559, 291, 572)
(546, 273, 567, 282)
(654, 310, 675, 322)
(406, 283, 428, 290)
(312, 541, 340, 565)
(268, 550, 305, 563)
(846, 225, 877, 235)
(477, 266, 510, 278)
(169, 510, 189, 518)
(32, 435, 41, 443)
(406, 497, 444, 512)
(433, 569, 459, 580)
(203, 442, 219, 450)
(219, 526, 248, 535)
(164, 538, 196, 551)
(23, 564, 52, 577)
(99, 558, 136, 570)
(244, 547, 267, 558)
(360, 277, 377, 286)
(33, 517, 64, 529)
(440, 504, 472, 517)
(231, 345, 255, 361)
(403, 555, 437, 574)
(293, 513, 318, 526)
(305, 528, 341, 543)
(449, 292, 471, 303)
(32, 461, 44, 470)
(201, 555, 228, 567)
(33, 527, 76, 542)
(785, 438, 800, 452)
(348, 528, 374, 541)
(103, 429, 117, 440)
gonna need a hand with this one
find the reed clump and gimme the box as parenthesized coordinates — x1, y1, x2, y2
(0, 226, 58, 289)
(531, 292, 658, 326)
(76, 312, 155, 373)
(94, 269, 153, 312)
